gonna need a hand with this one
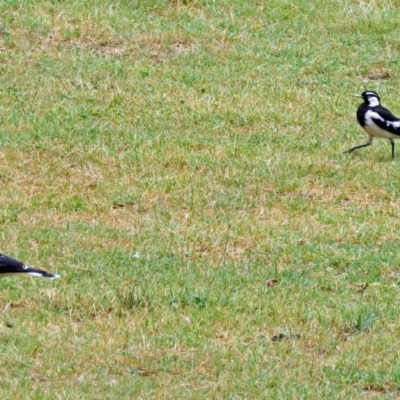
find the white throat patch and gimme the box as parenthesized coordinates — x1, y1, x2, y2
(367, 96, 380, 107)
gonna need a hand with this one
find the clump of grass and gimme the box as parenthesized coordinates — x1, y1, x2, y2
(355, 312, 377, 333)
(171, 287, 208, 309)
(116, 282, 153, 311)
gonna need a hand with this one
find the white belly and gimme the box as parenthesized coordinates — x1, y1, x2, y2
(363, 122, 399, 139)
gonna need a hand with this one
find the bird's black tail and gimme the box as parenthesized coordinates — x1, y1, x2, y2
(23, 267, 60, 279)
(0, 253, 60, 279)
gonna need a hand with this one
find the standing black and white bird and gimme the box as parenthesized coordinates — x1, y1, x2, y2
(344, 90, 400, 159)
(0, 253, 59, 279)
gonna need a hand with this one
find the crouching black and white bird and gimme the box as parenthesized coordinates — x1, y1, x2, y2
(344, 90, 400, 159)
(0, 253, 59, 279)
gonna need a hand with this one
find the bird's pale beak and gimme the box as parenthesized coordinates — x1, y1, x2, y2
(353, 94, 363, 98)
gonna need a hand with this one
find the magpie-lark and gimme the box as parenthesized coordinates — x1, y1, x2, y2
(0, 253, 59, 279)
(344, 90, 400, 159)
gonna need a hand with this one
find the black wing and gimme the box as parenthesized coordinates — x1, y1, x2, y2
(0, 253, 59, 279)
(371, 106, 400, 135)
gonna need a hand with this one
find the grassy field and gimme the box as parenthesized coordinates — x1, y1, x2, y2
(1, 0, 400, 398)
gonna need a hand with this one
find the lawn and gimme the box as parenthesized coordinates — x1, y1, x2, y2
(1, 0, 400, 398)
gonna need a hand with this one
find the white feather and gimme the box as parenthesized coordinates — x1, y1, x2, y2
(364, 111, 400, 139)
(367, 96, 380, 107)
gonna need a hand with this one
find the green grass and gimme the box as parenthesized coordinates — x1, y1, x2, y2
(1, 0, 400, 398)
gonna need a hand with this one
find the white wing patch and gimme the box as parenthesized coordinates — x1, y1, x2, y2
(387, 120, 400, 129)
(368, 111, 384, 122)
(367, 111, 400, 129)
(364, 111, 400, 139)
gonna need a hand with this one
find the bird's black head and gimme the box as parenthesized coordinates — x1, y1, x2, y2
(355, 90, 381, 107)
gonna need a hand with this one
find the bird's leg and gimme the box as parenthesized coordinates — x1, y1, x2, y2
(344, 137, 373, 154)
(389, 139, 395, 159)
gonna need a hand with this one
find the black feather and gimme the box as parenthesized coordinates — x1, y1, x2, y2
(0, 253, 59, 279)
